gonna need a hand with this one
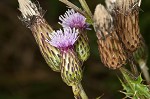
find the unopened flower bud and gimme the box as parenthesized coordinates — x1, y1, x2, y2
(61, 49, 82, 86)
(75, 30, 90, 62)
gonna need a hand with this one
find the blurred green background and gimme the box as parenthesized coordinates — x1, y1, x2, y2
(0, 0, 150, 99)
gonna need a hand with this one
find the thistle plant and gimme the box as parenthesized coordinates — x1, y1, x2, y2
(18, 0, 88, 98)
(17, 0, 150, 98)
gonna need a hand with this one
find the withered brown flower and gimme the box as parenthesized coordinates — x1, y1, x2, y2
(106, 0, 142, 52)
(94, 4, 127, 69)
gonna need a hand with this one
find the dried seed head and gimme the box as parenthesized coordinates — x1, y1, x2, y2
(113, 0, 142, 52)
(94, 4, 114, 39)
(18, 0, 40, 18)
(61, 49, 82, 86)
(18, 0, 61, 72)
(94, 4, 127, 69)
(115, 0, 141, 13)
(18, 0, 45, 28)
(105, 0, 116, 12)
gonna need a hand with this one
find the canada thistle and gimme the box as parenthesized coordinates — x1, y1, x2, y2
(59, 9, 90, 63)
(18, 0, 61, 72)
(93, 4, 127, 69)
(47, 27, 82, 86)
(106, 0, 142, 53)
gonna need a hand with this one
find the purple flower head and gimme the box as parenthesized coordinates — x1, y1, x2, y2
(48, 28, 79, 52)
(59, 9, 90, 30)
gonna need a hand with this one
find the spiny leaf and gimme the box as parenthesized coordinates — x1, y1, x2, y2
(119, 71, 150, 99)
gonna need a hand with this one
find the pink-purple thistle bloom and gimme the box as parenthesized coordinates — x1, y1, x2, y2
(48, 28, 79, 52)
(59, 9, 90, 30)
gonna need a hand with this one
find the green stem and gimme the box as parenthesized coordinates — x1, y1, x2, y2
(78, 0, 93, 24)
(119, 67, 137, 80)
(72, 83, 88, 99)
(59, 0, 93, 24)
(138, 59, 150, 84)
(78, 0, 92, 18)
(59, 0, 85, 16)
(130, 59, 139, 77)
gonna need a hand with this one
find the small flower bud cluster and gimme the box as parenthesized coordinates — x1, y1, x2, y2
(59, 9, 90, 62)
(47, 9, 90, 86)
(94, 0, 143, 69)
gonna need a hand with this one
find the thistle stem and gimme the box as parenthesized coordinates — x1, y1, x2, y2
(59, 0, 85, 16)
(78, 0, 92, 18)
(128, 55, 139, 77)
(130, 60, 139, 77)
(59, 0, 93, 24)
(138, 59, 150, 84)
(119, 67, 137, 80)
(72, 83, 88, 99)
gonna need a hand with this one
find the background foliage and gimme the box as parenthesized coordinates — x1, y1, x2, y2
(0, 0, 150, 99)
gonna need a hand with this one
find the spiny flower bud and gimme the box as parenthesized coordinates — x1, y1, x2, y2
(18, 0, 61, 72)
(106, 0, 142, 52)
(75, 30, 90, 62)
(59, 9, 90, 62)
(94, 4, 127, 69)
(61, 49, 82, 86)
(48, 28, 82, 86)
